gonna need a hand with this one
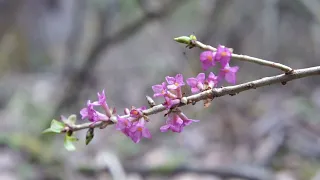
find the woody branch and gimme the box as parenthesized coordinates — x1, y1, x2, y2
(66, 66, 320, 132)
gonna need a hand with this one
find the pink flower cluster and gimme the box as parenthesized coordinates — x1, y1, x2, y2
(79, 44, 239, 143)
(160, 112, 199, 133)
(186, 72, 218, 93)
(80, 90, 152, 143)
(80, 90, 111, 124)
(200, 45, 239, 84)
(152, 74, 199, 133)
(152, 74, 184, 109)
(116, 107, 151, 143)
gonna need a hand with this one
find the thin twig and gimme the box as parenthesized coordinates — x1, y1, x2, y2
(193, 40, 293, 73)
(67, 66, 320, 132)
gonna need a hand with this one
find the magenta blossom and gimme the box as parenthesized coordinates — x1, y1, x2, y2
(97, 90, 106, 104)
(160, 113, 184, 133)
(80, 100, 108, 123)
(130, 106, 146, 119)
(218, 63, 239, 84)
(206, 72, 219, 88)
(200, 51, 216, 71)
(129, 119, 151, 143)
(165, 74, 185, 90)
(97, 90, 112, 117)
(166, 74, 185, 98)
(152, 82, 167, 97)
(215, 45, 231, 68)
(160, 112, 199, 133)
(186, 73, 205, 93)
(116, 116, 132, 136)
(163, 96, 180, 109)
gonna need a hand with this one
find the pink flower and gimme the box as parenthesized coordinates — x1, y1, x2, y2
(160, 113, 184, 133)
(130, 107, 146, 119)
(97, 90, 112, 117)
(207, 72, 218, 88)
(186, 73, 205, 93)
(129, 119, 151, 143)
(166, 74, 185, 90)
(116, 116, 132, 136)
(160, 112, 199, 133)
(152, 82, 167, 98)
(163, 96, 180, 109)
(200, 51, 216, 71)
(218, 63, 239, 84)
(166, 74, 185, 98)
(215, 45, 231, 68)
(80, 100, 108, 122)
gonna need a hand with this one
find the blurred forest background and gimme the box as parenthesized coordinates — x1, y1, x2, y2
(1, 0, 320, 179)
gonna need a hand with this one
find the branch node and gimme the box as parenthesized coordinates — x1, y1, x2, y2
(100, 121, 113, 129)
(285, 69, 294, 75)
(180, 97, 188, 104)
(246, 83, 256, 89)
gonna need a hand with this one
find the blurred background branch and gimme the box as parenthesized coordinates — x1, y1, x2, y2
(79, 163, 274, 180)
(53, 0, 186, 118)
(1, 0, 320, 179)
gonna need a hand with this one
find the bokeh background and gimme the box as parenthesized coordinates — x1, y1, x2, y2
(1, 0, 320, 179)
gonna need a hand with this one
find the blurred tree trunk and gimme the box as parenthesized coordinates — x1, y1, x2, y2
(0, 0, 22, 41)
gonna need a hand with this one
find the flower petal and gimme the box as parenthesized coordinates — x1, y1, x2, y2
(186, 78, 197, 87)
(152, 84, 163, 93)
(165, 76, 175, 84)
(80, 108, 88, 119)
(131, 131, 141, 143)
(229, 66, 239, 73)
(160, 125, 170, 132)
(201, 60, 213, 71)
(196, 73, 205, 82)
(142, 128, 152, 138)
(167, 84, 177, 90)
(175, 74, 184, 83)
(191, 87, 200, 94)
(225, 71, 236, 84)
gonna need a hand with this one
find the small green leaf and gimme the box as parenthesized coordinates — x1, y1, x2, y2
(68, 114, 77, 125)
(174, 36, 191, 44)
(64, 134, 78, 151)
(42, 119, 65, 134)
(68, 135, 78, 142)
(62, 114, 77, 126)
(64, 137, 76, 151)
(42, 128, 55, 134)
(50, 119, 65, 133)
(85, 128, 94, 145)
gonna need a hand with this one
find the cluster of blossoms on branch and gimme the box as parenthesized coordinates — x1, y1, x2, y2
(77, 45, 238, 143)
(43, 35, 243, 150)
(43, 34, 320, 151)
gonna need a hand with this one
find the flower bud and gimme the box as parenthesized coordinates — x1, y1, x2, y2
(174, 36, 191, 44)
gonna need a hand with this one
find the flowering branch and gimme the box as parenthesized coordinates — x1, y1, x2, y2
(43, 34, 320, 151)
(176, 36, 293, 73)
(62, 66, 320, 132)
